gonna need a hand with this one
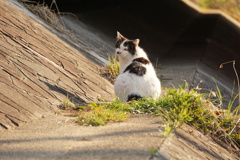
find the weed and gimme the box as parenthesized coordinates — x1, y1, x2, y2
(76, 101, 129, 126)
(157, 84, 215, 135)
(99, 53, 119, 84)
(59, 96, 86, 117)
(60, 96, 74, 110)
(220, 60, 240, 106)
(77, 108, 129, 126)
(20, 1, 64, 29)
(18, 0, 78, 43)
(149, 147, 158, 156)
(108, 53, 120, 77)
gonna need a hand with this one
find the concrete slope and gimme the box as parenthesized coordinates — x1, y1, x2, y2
(0, 0, 113, 132)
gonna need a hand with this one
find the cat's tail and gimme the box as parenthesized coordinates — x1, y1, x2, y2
(127, 94, 143, 102)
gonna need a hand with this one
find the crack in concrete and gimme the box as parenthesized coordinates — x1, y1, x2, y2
(0, 93, 33, 118)
(13, 61, 58, 101)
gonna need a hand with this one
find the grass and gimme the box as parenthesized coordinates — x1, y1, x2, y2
(76, 100, 129, 126)
(157, 83, 214, 136)
(161, 83, 240, 152)
(19, 0, 64, 29)
(190, 0, 240, 22)
(77, 106, 129, 126)
(18, 0, 78, 43)
(99, 53, 119, 84)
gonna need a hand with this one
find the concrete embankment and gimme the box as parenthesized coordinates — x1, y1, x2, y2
(0, 0, 113, 132)
(0, 0, 239, 159)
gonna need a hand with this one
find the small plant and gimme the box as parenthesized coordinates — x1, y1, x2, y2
(19, 0, 78, 42)
(59, 96, 85, 116)
(149, 147, 158, 156)
(19, 0, 64, 29)
(99, 53, 119, 84)
(108, 53, 120, 77)
(77, 108, 129, 126)
(157, 83, 215, 134)
(60, 96, 74, 110)
(219, 60, 240, 105)
(159, 82, 240, 152)
(76, 101, 129, 126)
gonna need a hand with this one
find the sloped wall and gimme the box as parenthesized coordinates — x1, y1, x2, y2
(0, 0, 114, 132)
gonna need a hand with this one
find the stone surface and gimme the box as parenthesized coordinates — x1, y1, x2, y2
(0, 0, 113, 131)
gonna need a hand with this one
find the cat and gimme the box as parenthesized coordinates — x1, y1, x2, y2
(114, 32, 161, 102)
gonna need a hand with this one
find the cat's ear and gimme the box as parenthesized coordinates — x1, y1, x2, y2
(117, 31, 126, 41)
(133, 39, 140, 46)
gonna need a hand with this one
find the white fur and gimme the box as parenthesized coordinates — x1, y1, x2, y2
(114, 39, 161, 102)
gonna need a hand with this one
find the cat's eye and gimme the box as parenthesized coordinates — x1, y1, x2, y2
(124, 48, 128, 51)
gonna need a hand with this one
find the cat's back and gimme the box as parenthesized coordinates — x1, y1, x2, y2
(114, 57, 161, 101)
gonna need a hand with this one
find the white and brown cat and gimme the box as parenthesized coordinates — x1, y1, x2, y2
(114, 32, 161, 102)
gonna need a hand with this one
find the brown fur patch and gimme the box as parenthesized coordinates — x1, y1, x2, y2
(133, 57, 150, 65)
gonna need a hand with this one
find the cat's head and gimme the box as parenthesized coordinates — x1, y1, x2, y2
(115, 32, 140, 59)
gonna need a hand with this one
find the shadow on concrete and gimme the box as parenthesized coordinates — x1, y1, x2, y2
(0, 128, 158, 144)
(0, 127, 230, 159)
(39, 79, 85, 105)
(0, 149, 160, 159)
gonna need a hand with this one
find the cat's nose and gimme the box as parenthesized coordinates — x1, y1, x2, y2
(117, 51, 121, 54)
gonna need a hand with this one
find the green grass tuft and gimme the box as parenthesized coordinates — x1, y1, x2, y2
(107, 53, 120, 78)
(76, 105, 129, 126)
(158, 84, 214, 133)
(99, 53, 119, 84)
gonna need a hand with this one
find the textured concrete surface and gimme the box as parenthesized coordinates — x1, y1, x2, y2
(0, 115, 162, 160)
(0, 0, 113, 131)
(0, 114, 238, 160)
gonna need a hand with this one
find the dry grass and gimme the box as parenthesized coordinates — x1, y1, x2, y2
(190, 0, 240, 22)
(19, 0, 64, 29)
(99, 67, 117, 84)
(99, 53, 119, 84)
(18, 0, 78, 43)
